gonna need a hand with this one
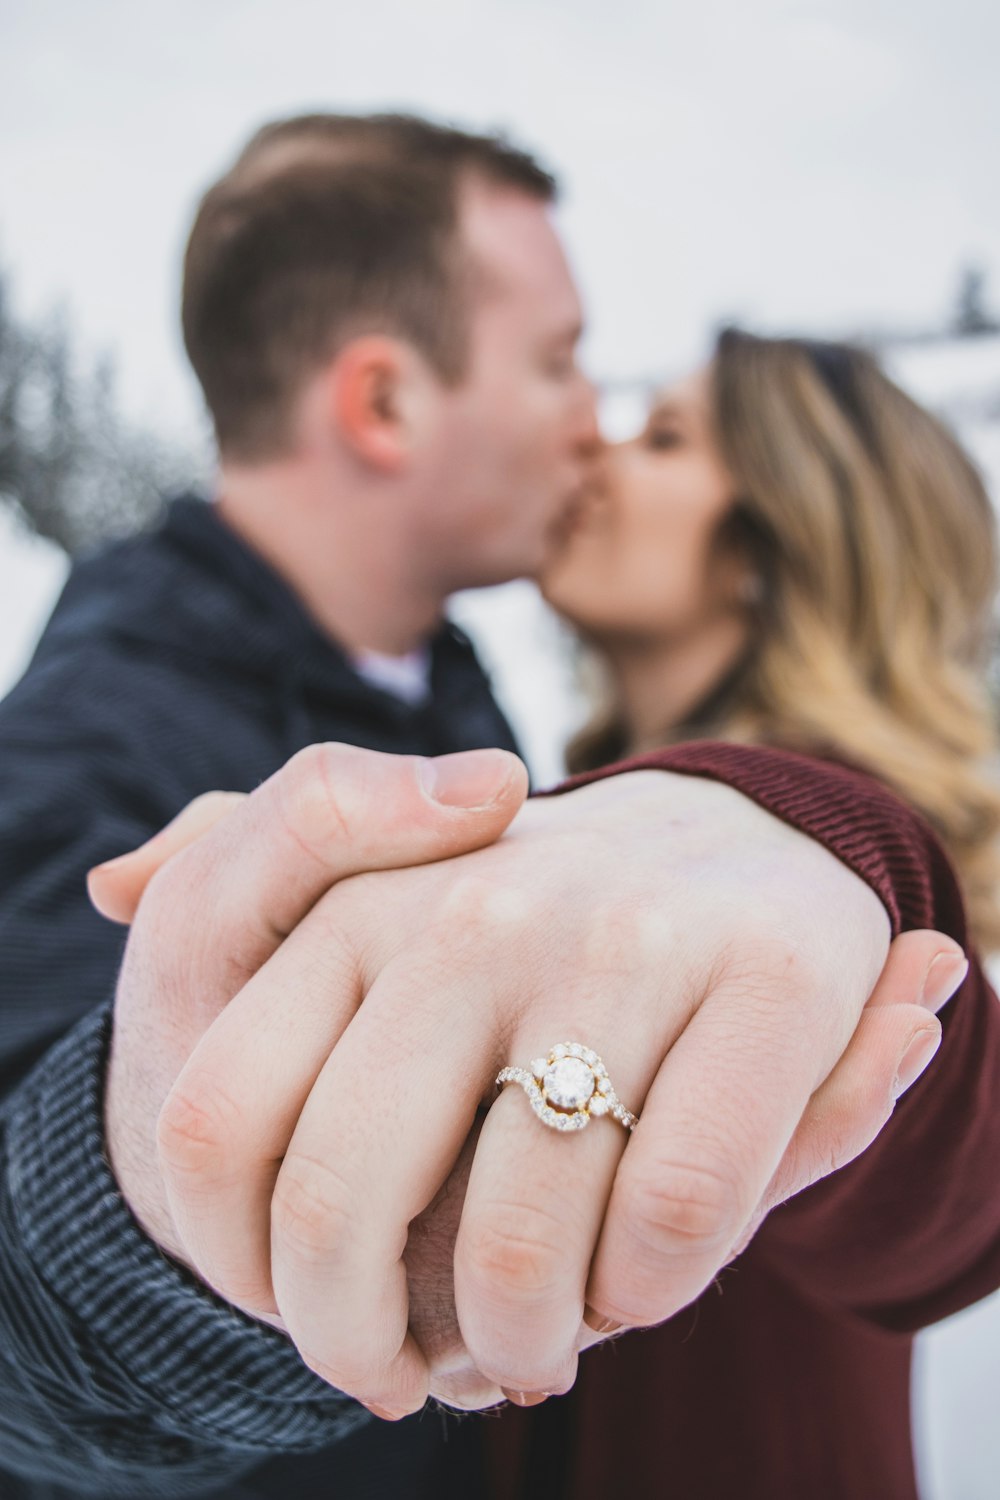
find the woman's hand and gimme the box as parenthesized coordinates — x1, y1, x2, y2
(93, 760, 964, 1416)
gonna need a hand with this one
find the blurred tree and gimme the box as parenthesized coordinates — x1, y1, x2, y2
(953, 265, 999, 338)
(0, 266, 202, 556)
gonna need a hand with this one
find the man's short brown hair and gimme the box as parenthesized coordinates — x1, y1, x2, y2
(181, 113, 557, 461)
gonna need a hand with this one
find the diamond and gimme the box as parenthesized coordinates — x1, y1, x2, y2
(543, 1057, 596, 1110)
(498, 1045, 637, 1134)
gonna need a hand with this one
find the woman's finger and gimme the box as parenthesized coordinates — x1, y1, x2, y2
(454, 1039, 638, 1397)
(156, 893, 364, 1316)
(749, 1001, 942, 1236)
(863, 928, 968, 1015)
(583, 965, 830, 1333)
(267, 957, 498, 1418)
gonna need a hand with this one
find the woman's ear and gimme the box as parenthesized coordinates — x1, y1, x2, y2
(715, 507, 767, 611)
(736, 569, 765, 606)
(328, 336, 421, 473)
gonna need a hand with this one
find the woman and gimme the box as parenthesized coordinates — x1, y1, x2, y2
(542, 327, 1000, 951)
(486, 328, 1000, 1499)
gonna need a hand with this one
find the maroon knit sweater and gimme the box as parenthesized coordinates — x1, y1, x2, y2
(488, 742, 1000, 1500)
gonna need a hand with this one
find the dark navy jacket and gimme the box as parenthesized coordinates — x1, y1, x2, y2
(0, 497, 519, 1498)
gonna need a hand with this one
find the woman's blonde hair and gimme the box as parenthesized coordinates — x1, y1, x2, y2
(569, 328, 1000, 950)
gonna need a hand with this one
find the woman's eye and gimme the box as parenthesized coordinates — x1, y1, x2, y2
(645, 426, 681, 450)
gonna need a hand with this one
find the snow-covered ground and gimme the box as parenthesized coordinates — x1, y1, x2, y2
(1, 334, 999, 1498)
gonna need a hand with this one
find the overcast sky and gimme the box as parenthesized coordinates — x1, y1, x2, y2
(2, 0, 998, 444)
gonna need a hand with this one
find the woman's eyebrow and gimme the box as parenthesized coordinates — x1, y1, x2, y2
(648, 398, 682, 422)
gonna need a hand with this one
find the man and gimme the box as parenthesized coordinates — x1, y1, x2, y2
(0, 113, 989, 1500)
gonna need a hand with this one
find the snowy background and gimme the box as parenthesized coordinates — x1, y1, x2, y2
(3, 2, 1000, 1495)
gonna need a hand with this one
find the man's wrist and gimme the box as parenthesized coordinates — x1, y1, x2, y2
(5, 1003, 367, 1450)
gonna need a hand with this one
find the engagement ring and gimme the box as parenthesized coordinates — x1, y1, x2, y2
(496, 1042, 639, 1133)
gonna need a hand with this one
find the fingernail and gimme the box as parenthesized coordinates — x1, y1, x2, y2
(583, 1305, 622, 1335)
(420, 751, 511, 809)
(921, 952, 969, 1011)
(893, 1027, 942, 1099)
(362, 1402, 410, 1421)
(501, 1388, 551, 1407)
(88, 854, 131, 877)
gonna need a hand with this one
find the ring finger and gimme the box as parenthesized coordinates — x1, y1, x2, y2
(454, 1024, 660, 1396)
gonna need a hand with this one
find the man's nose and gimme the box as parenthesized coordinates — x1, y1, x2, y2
(574, 375, 601, 450)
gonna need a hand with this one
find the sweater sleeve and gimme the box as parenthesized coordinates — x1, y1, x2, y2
(555, 740, 1000, 1332)
(1, 1006, 367, 1497)
(0, 659, 368, 1496)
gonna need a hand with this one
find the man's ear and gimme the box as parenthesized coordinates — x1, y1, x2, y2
(328, 336, 428, 474)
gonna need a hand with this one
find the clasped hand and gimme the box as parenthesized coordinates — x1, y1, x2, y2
(94, 745, 960, 1417)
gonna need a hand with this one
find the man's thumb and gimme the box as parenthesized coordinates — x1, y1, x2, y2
(88, 749, 527, 927)
(418, 749, 527, 809)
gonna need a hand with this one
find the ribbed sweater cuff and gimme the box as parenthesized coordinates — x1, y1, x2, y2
(6, 1002, 368, 1453)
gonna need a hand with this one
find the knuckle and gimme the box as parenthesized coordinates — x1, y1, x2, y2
(139, 843, 193, 918)
(464, 1202, 567, 1300)
(625, 1156, 745, 1253)
(293, 1346, 403, 1410)
(717, 931, 835, 1038)
(210, 1264, 276, 1317)
(275, 743, 362, 860)
(135, 837, 228, 956)
(723, 930, 815, 991)
(296, 1346, 357, 1395)
(436, 870, 534, 932)
(580, 895, 682, 980)
(157, 1076, 243, 1183)
(272, 1153, 355, 1267)
(182, 789, 247, 831)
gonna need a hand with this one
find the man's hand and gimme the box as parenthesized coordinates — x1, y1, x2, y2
(97, 744, 528, 1265)
(96, 760, 966, 1417)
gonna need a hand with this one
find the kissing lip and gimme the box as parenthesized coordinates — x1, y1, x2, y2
(553, 483, 607, 547)
(550, 472, 604, 544)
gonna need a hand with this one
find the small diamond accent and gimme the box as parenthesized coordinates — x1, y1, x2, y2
(552, 1044, 569, 1060)
(530, 1057, 548, 1080)
(589, 1094, 610, 1116)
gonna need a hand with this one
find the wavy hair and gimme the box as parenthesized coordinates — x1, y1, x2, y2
(569, 328, 1000, 950)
